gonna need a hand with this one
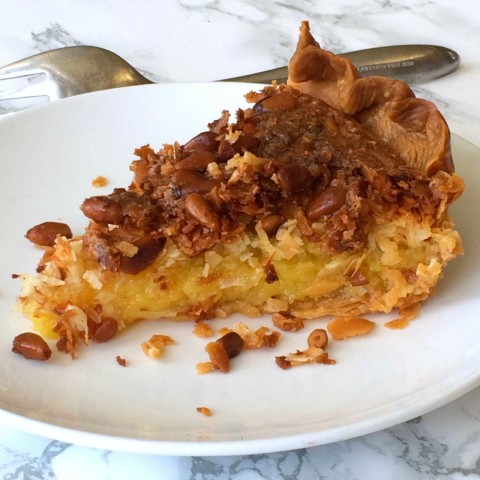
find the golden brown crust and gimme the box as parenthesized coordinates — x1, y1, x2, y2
(288, 21, 453, 175)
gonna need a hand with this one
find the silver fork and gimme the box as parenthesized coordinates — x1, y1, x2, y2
(0, 46, 153, 105)
(0, 44, 460, 108)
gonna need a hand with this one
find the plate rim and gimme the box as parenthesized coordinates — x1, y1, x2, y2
(0, 83, 478, 456)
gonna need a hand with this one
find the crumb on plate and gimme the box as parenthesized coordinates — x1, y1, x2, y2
(91, 175, 108, 188)
(116, 355, 127, 366)
(141, 334, 175, 359)
(196, 406, 212, 416)
(327, 317, 375, 340)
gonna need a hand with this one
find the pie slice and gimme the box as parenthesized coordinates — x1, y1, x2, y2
(17, 22, 463, 356)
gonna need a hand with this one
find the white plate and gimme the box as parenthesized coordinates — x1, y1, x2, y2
(0, 83, 478, 456)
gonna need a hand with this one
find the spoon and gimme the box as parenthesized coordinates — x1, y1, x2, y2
(0, 44, 460, 104)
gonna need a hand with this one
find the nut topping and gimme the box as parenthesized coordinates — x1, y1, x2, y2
(171, 169, 218, 195)
(91, 317, 118, 343)
(307, 328, 328, 349)
(306, 185, 347, 220)
(25, 222, 72, 247)
(276, 164, 313, 193)
(205, 340, 230, 373)
(12, 332, 52, 361)
(217, 331, 244, 359)
(184, 193, 219, 231)
(175, 151, 217, 171)
(255, 91, 296, 112)
(261, 214, 284, 236)
(183, 131, 219, 152)
(118, 237, 166, 274)
(81, 195, 124, 225)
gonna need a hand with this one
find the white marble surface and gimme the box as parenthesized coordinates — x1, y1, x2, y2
(1, 0, 479, 478)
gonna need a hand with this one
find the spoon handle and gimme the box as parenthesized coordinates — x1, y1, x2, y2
(223, 45, 460, 84)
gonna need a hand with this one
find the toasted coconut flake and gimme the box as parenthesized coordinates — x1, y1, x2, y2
(224, 322, 282, 349)
(141, 334, 175, 359)
(384, 303, 421, 330)
(193, 321, 214, 338)
(327, 316, 375, 340)
(82, 270, 103, 290)
(276, 347, 335, 370)
(114, 241, 139, 257)
(272, 312, 305, 332)
(263, 297, 290, 313)
(196, 361, 216, 374)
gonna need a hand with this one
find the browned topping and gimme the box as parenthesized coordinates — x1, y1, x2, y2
(12, 332, 52, 361)
(272, 312, 304, 332)
(116, 355, 127, 366)
(76, 76, 459, 269)
(217, 132, 259, 162)
(196, 406, 213, 416)
(25, 222, 72, 247)
(92, 175, 108, 188)
(205, 340, 230, 373)
(276, 164, 313, 193)
(91, 317, 118, 343)
(217, 331, 244, 359)
(327, 316, 375, 340)
(307, 328, 328, 349)
(142, 334, 175, 359)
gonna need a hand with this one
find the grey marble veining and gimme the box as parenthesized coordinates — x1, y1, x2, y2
(1, 0, 480, 478)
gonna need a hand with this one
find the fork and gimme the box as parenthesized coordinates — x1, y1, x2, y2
(0, 44, 460, 107)
(0, 46, 153, 105)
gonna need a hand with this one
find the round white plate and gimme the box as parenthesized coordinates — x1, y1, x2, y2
(0, 83, 478, 456)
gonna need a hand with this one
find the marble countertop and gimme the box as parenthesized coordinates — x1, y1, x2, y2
(1, 1, 479, 478)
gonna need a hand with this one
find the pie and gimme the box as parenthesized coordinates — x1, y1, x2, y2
(17, 22, 464, 356)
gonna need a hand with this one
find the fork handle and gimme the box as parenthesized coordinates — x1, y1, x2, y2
(223, 44, 460, 84)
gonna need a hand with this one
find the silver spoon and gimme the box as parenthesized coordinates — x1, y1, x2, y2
(0, 44, 460, 104)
